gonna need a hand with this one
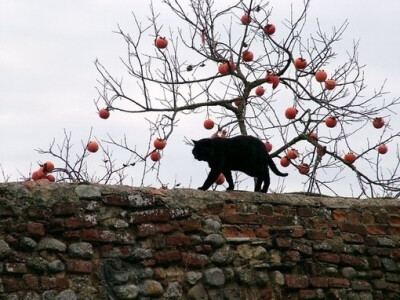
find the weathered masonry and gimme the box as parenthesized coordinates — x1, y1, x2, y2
(0, 182, 399, 299)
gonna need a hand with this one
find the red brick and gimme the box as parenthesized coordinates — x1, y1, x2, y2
(152, 234, 166, 249)
(292, 242, 312, 255)
(101, 245, 134, 258)
(299, 289, 317, 299)
(347, 211, 361, 222)
(65, 217, 95, 229)
(314, 252, 341, 264)
(12, 251, 29, 262)
(389, 215, 400, 227)
(373, 280, 400, 293)
(223, 203, 237, 213)
(137, 223, 157, 237)
(194, 244, 212, 253)
(270, 228, 294, 237)
(143, 259, 156, 267)
(81, 229, 116, 243)
(181, 252, 209, 268)
(340, 254, 367, 267)
(291, 227, 307, 238)
(285, 250, 301, 262)
(254, 227, 270, 238)
(66, 260, 93, 273)
(342, 232, 364, 244)
(130, 209, 171, 224)
(40, 276, 69, 291)
(259, 287, 275, 299)
(306, 230, 327, 240)
(4, 234, 18, 248)
(206, 202, 223, 214)
(263, 216, 295, 226)
(155, 250, 181, 264)
(40, 277, 56, 290)
(392, 249, 400, 259)
(311, 218, 331, 229)
(367, 270, 383, 279)
(338, 222, 367, 236)
(220, 213, 261, 224)
(103, 194, 129, 206)
(310, 277, 329, 288)
(259, 204, 273, 216)
(361, 212, 375, 224)
(54, 277, 70, 291)
(63, 230, 81, 240)
(2, 278, 21, 292)
(52, 203, 78, 215)
(274, 205, 294, 216)
(366, 225, 387, 235)
(48, 218, 66, 232)
(285, 274, 309, 288)
(5, 263, 28, 274)
(333, 209, 346, 221)
(276, 237, 291, 248)
(156, 222, 178, 233)
(326, 228, 335, 238)
(27, 221, 45, 236)
(388, 227, 400, 236)
(5, 221, 26, 233)
(328, 277, 350, 288)
(222, 226, 255, 238)
(297, 207, 314, 217)
(23, 274, 40, 292)
(179, 219, 202, 232)
(166, 234, 191, 247)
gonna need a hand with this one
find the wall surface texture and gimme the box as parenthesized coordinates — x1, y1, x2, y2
(0, 182, 399, 299)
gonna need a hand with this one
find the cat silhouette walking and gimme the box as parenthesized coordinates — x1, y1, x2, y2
(192, 135, 288, 193)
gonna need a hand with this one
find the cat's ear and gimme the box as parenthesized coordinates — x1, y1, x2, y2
(192, 139, 198, 145)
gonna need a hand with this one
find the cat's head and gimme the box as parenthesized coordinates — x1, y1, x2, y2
(192, 139, 213, 161)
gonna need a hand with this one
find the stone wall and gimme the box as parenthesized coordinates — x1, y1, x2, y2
(0, 182, 399, 299)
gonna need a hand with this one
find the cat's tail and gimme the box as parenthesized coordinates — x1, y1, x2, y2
(267, 155, 288, 177)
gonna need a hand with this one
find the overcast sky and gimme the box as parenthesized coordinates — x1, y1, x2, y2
(1, 1, 399, 196)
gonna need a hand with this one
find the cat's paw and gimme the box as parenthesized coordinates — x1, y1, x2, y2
(198, 186, 207, 191)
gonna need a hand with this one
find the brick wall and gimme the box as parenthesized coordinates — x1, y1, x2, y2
(0, 182, 399, 299)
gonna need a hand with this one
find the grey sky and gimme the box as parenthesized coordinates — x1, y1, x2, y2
(1, 1, 399, 195)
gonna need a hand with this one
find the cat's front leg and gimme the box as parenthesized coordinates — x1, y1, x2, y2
(198, 169, 220, 191)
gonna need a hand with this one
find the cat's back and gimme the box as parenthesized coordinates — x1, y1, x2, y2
(230, 135, 262, 143)
(222, 135, 265, 156)
(228, 135, 264, 149)
(201, 136, 264, 154)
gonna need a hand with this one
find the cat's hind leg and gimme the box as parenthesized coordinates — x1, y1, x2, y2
(260, 171, 270, 193)
(223, 170, 234, 190)
(254, 178, 262, 192)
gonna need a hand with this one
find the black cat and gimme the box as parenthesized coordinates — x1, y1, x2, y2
(192, 135, 288, 193)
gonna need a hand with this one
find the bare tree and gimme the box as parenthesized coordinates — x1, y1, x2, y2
(34, 129, 136, 185)
(37, 0, 400, 197)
